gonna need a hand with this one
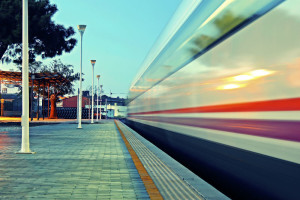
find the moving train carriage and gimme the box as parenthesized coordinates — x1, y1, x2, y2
(126, 0, 300, 199)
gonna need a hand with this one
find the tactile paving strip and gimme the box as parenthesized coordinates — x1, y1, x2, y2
(115, 120, 163, 200)
(115, 120, 205, 200)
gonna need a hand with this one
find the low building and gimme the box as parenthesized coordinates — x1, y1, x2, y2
(58, 91, 128, 118)
(83, 94, 127, 118)
(107, 103, 127, 118)
(0, 93, 22, 117)
(62, 96, 90, 108)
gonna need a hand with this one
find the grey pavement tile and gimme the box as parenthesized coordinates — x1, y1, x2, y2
(0, 121, 148, 200)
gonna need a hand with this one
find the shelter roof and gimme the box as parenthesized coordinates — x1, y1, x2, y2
(0, 71, 69, 86)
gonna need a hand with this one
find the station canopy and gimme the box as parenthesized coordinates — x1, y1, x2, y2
(0, 71, 69, 86)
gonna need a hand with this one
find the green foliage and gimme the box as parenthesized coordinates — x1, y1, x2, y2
(0, 0, 77, 64)
(16, 60, 80, 98)
(38, 59, 80, 97)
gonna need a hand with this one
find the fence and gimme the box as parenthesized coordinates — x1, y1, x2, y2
(56, 107, 105, 119)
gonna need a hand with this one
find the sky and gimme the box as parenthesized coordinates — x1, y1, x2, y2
(1, 0, 182, 98)
(2, 0, 182, 97)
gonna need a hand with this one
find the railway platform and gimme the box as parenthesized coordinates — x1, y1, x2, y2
(0, 120, 228, 199)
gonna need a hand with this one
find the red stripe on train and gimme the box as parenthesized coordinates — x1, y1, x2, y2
(128, 97, 300, 115)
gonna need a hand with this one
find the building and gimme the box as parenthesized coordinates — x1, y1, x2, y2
(0, 82, 21, 116)
(100, 95, 127, 118)
(62, 96, 90, 108)
(76, 92, 127, 118)
(0, 93, 22, 117)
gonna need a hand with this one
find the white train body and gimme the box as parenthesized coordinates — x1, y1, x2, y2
(126, 1, 300, 199)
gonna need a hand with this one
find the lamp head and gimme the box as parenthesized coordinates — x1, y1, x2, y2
(96, 75, 100, 79)
(77, 25, 86, 33)
(91, 60, 96, 64)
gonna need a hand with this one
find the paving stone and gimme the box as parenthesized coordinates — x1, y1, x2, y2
(0, 120, 149, 199)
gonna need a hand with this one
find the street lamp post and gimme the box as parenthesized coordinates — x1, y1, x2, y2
(77, 25, 86, 129)
(90, 60, 96, 124)
(96, 75, 100, 121)
(0, 80, 2, 116)
(105, 98, 108, 119)
(100, 85, 103, 120)
(18, 0, 34, 154)
(77, 88, 79, 123)
(30, 74, 35, 121)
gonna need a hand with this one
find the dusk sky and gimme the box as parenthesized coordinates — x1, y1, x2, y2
(2, 0, 182, 97)
(50, 0, 183, 97)
(26, 0, 181, 98)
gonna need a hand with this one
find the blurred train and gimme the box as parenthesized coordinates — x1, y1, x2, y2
(125, 0, 300, 199)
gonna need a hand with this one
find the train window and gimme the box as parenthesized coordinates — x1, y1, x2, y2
(129, 0, 283, 101)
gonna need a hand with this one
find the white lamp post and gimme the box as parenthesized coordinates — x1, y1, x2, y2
(90, 60, 96, 124)
(30, 74, 35, 121)
(96, 75, 100, 121)
(77, 88, 79, 123)
(100, 85, 103, 120)
(77, 25, 86, 129)
(18, 0, 34, 154)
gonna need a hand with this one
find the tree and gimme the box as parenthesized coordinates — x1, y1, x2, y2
(30, 59, 80, 119)
(86, 85, 98, 97)
(0, 0, 77, 64)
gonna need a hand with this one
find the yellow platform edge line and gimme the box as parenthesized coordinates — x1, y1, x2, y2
(114, 120, 164, 200)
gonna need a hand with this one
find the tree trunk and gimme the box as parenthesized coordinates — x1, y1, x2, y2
(0, 44, 8, 61)
(49, 94, 58, 119)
